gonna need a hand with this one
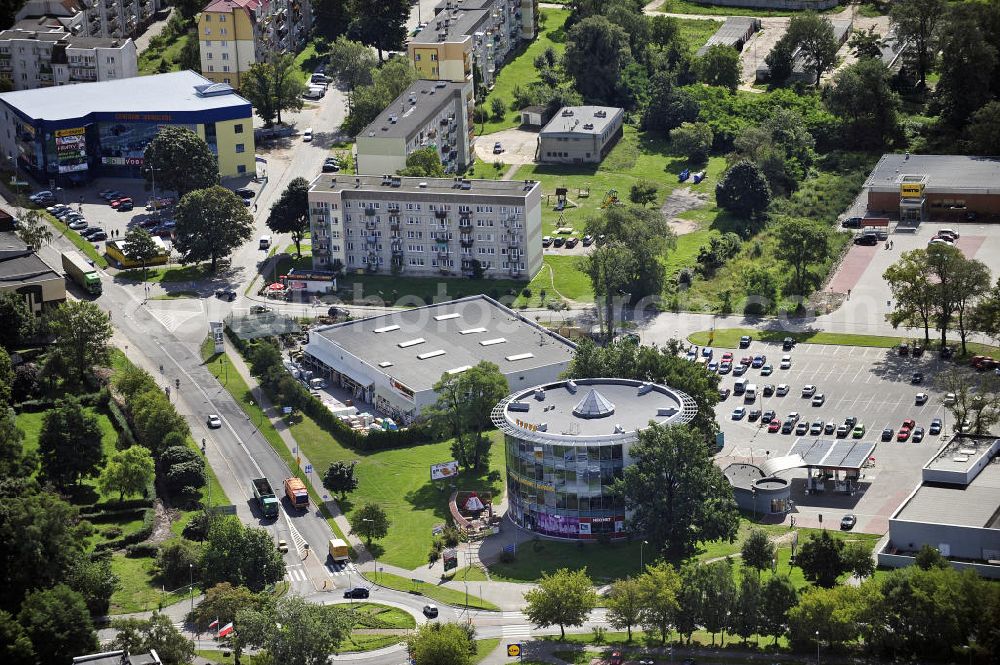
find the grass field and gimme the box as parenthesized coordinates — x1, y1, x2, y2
(656, 0, 840, 16)
(515, 255, 594, 306)
(363, 571, 499, 611)
(109, 555, 197, 614)
(118, 263, 217, 283)
(137, 22, 194, 76)
(348, 602, 416, 629)
(293, 39, 328, 84)
(474, 639, 502, 663)
(336, 272, 528, 306)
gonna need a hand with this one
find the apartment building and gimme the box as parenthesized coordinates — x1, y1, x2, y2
(0, 24, 137, 91)
(538, 106, 625, 164)
(15, 0, 164, 40)
(408, 0, 538, 88)
(355, 79, 475, 176)
(198, 0, 312, 88)
(307, 174, 542, 281)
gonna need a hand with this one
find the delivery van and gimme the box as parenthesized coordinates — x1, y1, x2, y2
(259, 235, 271, 250)
(744, 384, 758, 403)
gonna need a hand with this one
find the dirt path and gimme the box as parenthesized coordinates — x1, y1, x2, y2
(660, 186, 708, 236)
(148, 499, 180, 546)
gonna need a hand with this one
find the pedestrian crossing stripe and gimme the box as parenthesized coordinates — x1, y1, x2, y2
(325, 562, 355, 577)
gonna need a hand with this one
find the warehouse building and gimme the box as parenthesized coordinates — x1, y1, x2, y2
(493, 377, 697, 540)
(865, 154, 1000, 225)
(537, 106, 624, 164)
(695, 16, 760, 57)
(0, 230, 66, 314)
(879, 435, 1000, 579)
(307, 173, 542, 280)
(0, 70, 255, 184)
(302, 295, 576, 425)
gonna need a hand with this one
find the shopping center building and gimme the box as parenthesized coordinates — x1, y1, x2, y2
(0, 70, 255, 184)
(492, 378, 697, 540)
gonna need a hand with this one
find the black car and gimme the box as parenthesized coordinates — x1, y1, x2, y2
(748, 409, 761, 422)
(881, 427, 894, 441)
(328, 306, 350, 320)
(912, 345, 924, 357)
(343, 587, 370, 599)
(552, 237, 565, 247)
(911, 372, 924, 384)
(841, 217, 863, 229)
(117, 200, 134, 211)
(782, 337, 796, 351)
(322, 161, 340, 173)
(898, 343, 909, 356)
(215, 288, 237, 301)
(845, 416, 857, 429)
(235, 187, 254, 199)
(90, 232, 108, 241)
(841, 514, 857, 530)
(763, 384, 775, 397)
(854, 233, 878, 246)
(81, 227, 105, 238)
(718, 388, 730, 400)
(940, 346, 954, 359)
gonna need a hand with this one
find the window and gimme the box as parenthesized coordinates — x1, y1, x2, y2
(234, 123, 244, 134)
(205, 14, 211, 20)
(414, 54, 420, 61)
(431, 53, 438, 61)
(235, 144, 245, 153)
(237, 164, 246, 173)
(223, 77, 231, 84)
(220, 40, 227, 46)
(222, 53, 229, 60)
(208, 65, 214, 71)
(207, 52, 213, 59)
(220, 27, 227, 35)
(222, 65, 230, 72)
(219, 14, 226, 21)
(204, 28, 211, 35)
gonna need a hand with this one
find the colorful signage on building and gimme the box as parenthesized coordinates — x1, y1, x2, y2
(55, 127, 87, 173)
(900, 182, 924, 198)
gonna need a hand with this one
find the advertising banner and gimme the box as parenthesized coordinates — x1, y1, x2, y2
(430, 460, 459, 481)
(55, 127, 87, 173)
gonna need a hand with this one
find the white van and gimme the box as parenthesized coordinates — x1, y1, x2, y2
(734, 378, 747, 396)
(259, 235, 271, 250)
(744, 384, 758, 403)
(303, 127, 313, 142)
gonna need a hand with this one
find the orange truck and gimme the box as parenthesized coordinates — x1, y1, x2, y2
(284, 477, 309, 510)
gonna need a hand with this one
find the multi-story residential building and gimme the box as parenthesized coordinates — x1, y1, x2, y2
(198, 0, 312, 88)
(0, 24, 137, 91)
(355, 79, 475, 175)
(15, 0, 164, 41)
(307, 174, 542, 280)
(538, 106, 625, 164)
(408, 0, 538, 88)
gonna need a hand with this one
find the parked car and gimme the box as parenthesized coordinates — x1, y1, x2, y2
(343, 587, 370, 599)
(916, 392, 928, 405)
(733, 364, 747, 377)
(90, 232, 107, 241)
(234, 187, 254, 199)
(422, 604, 439, 618)
(718, 388, 730, 400)
(731, 407, 746, 420)
(739, 335, 752, 348)
(769, 420, 782, 433)
(852, 423, 866, 438)
(802, 384, 817, 397)
(854, 232, 878, 246)
(303, 127, 313, 142)
(898, 342, 909, 356)
(110, 197, 132, 209)
(493, 142, 503, 154)
(841, 217, 863, 228)
(911, 372, 923, 384)
(751, 354, 766, 368)
(762, 410, 776, 423)
(117, 200, 134, 211)
(845, 416, 858, 429)
(542, 236, 552, 247)
(780, 355, 792, 369)
(749, 409, 761, 422)
(277, 539, 288, 553)
(929, 418, 942, 435)
(68, 220, 88, 230)
(763, 384, 775, 397)
(553, 237, 565, 248)
(565, 237, 579, 249)
(836, 424, 849, 438)
(582, 235, 594, 246)
(811, 393, 825, 406)
(881, 427, 894, 441)
(912, 426, 924, 442)
(795, 422, 809, 435)
(809, 420, 824, 435)
(776, 384, 789, 396)
(944, 392, 956, 405)
(841, 514, 857, 530)
(760, 364, 773, 376)
(824, 422, 835, 435)
(215, 288, 237, 301)
(322, 160, 339, 173)
(912, 344, 924, 357)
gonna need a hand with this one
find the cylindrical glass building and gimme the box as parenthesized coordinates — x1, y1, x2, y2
(492, 378, 697, 541)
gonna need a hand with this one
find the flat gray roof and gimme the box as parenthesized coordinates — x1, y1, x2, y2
(308, 295, 576, 393)
(787, 438, 877, 470)
(0, 70, 250, 122)
(696, 16, 756, 57)
(0, 28, 129, 48)
(309, 173, 538, 198)
(925, 436, 1000, 474)
(896, 463, 1000, 528)
(73, 650, 161, 665)
(725, 462, 765, 490)
(0, 231, 60, 287)
(864, 154, 1000, 193)
(540, 106, 622, 137)
(358, 79, 465, 141)
(412, 6, 488, 43)
(497, 378, 694, 440)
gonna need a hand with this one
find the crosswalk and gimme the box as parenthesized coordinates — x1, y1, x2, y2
(284, 562, 356, 583)
(501, 612, 531, 640)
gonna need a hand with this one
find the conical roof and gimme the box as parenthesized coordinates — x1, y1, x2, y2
(572, 388, 615, 419)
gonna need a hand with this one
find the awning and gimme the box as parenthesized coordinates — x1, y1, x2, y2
(760, 454, 806, 477)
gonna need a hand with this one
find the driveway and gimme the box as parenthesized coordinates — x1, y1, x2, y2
(474, 127, 538, 165)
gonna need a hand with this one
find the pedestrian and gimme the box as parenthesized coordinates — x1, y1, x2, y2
(253, 203, 258, 213)
(847, 288, 851, 299)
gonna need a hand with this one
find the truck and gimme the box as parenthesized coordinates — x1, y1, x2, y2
(61, 251, 101, 295)
(251, 478, 280, 519)
(284, 477, 309, 510)
(328, 538, 350, 563)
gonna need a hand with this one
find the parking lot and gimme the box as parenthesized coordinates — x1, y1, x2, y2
(712, 339, 969, 534)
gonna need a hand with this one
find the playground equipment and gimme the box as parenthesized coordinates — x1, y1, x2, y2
(600, 189, 622, 208)
(578, 186, 590, 198)
(555, 187, 568, 211)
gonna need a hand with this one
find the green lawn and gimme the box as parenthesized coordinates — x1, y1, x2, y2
(293, 39, 328, 84)
(516, 255, 594, 306)
(349, 602, 416, 629)
(196, 651, 268, 665)
(340, 634, 404, 652)
(109, 554, 197, 614)
(474, 639, 502, 664)
(444, 565, 490, 582)
(118, 263, 218, 283)
(137, 25, 194, 76)
(657, 0, 839, 16)
(336, 273, 528, 306)
(148, 291, 200, 300)
(689, 327, 924, 350)
(363, 571, 499, 611)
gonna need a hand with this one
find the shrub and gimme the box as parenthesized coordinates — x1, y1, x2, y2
(125, 542, 160, 558)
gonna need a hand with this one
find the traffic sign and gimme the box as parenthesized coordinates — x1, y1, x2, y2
(507, 644, 521, 657)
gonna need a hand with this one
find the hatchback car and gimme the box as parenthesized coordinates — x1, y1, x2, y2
(739, 335, 752, 348)
(809, 420, 824, 435)
(733, 364, 747, 377)
(718, 387, 730, 400)
(836, 424, 849, 438)
(929, 418, 942, 435)
(841, 514, 857, 530)
(780, 355, 792, 369)
(343, 587, 370, 599)
(277, 539, 289, 553)
(731, 407, 746, 420)
(768, 420, 782, 433)
(422, 604, 439, 618)
(762, 410, 776, 424)
(795, 422, 809, 435)
(802, 385, 817, 397)
(207, 414, 222, 429)
(763, 384, 775, 397)
(811, 393, 825, 406)
(776, 384, 789, 396)
(852, 423, 866, 438)
(912, 426, 925, 442)
(760, 364, 773, 376)
(915, 392, 928, 405)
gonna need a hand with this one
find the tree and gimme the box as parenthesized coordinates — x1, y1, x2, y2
(842, 542, 875, 580)
(0, 291, 36, 351)
(143, 126, 219, 198)
(313, 0, 350, 40)
(274, 53, 307, 124)
(0, 610, 35, 665)
(174, 186, 254, 271)
(172, 0, 202, 21)
(772, 217, 830, 296)
(605, 577, 642, 641)
(156, 538, 202, 589)
(178, 30, 200, 71)
(342, 58, 417, 135)
(398, 147, 445, 178)
(761, 576, 798, 645)
(98, 445, 154, 501)
(585, 206, 675, 305)
(951, 256, 991, 355)
(38, 398, 104, 488)
(848, 26, 886, 60)
(733, 573, 763, 644)
(914, 543, 949, 570)
(674, 565, 703, 644)
(131, 390, 190, 457)
(239, 595, 352, 665)
(824, 59, 900, 147)
(322, 461, 359, 500)
(936, 4, 997, 127)
(740, 264, 779, 315)
(189, 583, 264, 634)
(424, 362, 509, 470)
(636, 563, 681, 644)
(764, 35, 795, 85)
(642, 74, 699, 135)
(788, 586, 863, 650)
(347, 0, 410, 62)
(732, 108, 814, 195)
(111, 613, 195, 665)
(796, 530, 847, 588)
(581, 242, 636, 341)
(890, 0, 945, 87)
(741, 528, 775, 576)
(615, 423, 739, 558)
(786, 12, 838, 85)
(925, 242, 965, 348)
(45, 301, 113, 385)
(267, 177, 310, 257)
(670, 121, 713, 163)
(327, 36, 377, 109)
(66, 555, 119, 616)
(0, 406, 33, 479)
(241, 62, 278, 126)
(14, 209, 52, 251)
(562, 17, 633, 104)
(407, 622, 475, 665)
(349, 502, 390, 546)
(884, 249, 936, 344)
(939, 370, 1000, 436)
(628, 180, 658, 207)
(965, 101, 1000, 155)
(0, 347, 11, 406)
(700, 560, 736, 646)
(716, 160, 771, 221)
(200, 516, 286, 592)
(695, 43, 741, 91)
(122, 226, 161, 281)
(18, 585, 97, 665)
(523, 568, 597, 638)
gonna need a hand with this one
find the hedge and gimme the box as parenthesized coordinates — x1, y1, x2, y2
(92, 506, 156, 552)
(106, 398, 137, 450)
(14, 388, 109, 413)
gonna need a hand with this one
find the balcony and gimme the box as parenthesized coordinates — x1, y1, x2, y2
(460, 237, 474, 248)
(434, 209, 448, 220)
(364, 219, 377, 230)
(458, 219, 472, 229)
(364, 206, 376, 215)
(365, 234, 378, 246)
(437, 248, 450, 259)
(507, 235, 521, 247)
(432, 231, 449, 242)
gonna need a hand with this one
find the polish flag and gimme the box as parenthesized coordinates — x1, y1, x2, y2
(208, 619, 219, 630)
(218, 623, 234, 638)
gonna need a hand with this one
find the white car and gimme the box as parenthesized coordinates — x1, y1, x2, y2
(915, 392, 928, 405)
(780, 355, 792, 369)
(776, 384, 790, 396)
(277, 539, 289, 553)
(207, 414, 222, 428)
(303, 127, 313, 142)
(731, 407, 746, 420)
(802, 385, 817, 397)
(944, 392, 956, 405)
(811, 393, 825, 406)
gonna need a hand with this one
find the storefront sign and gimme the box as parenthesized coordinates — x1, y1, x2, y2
(102, 156, 144, 166)
(55, 128, 87, 173)
(900, 182, 924, 198)
(389, 377, 414, 400)
(113, 113, 174, 122)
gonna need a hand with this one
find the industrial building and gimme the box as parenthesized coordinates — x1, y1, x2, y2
(879, 435, 1000, 579)
(755, 17, 852, 83)
(0, 230, 66, 314)
(864, 154, 1000, 225)
(302, 295, 577, 425)
(695, 16, 760, 57)
(73, 650, 161, 665)
(0, 70, 255, 184)
(537, 106, 624, 164)
(355, 79, 475, 175)
(493, 378, 697, 540)
(307, 173, 542, 280)
(15, 0, 165, 41)
(0, 22, 138, 91)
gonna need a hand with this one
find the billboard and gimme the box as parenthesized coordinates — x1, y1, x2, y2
(430, 460, 459, 481)
(55, 127, 87, 174)
(900, 182, 924, 198)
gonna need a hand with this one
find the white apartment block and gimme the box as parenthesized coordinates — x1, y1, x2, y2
(308, 174, 543, 281)
(356, 79, 475, 176)
(15, 0, 164, 40)
(0, 25, 137, 90)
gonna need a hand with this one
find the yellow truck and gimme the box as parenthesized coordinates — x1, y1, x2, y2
(328, 538, 350, 563)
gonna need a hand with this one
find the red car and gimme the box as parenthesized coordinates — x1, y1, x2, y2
(110, 197, 132, 208)
(609, 651, 623, 665)
(721, 352, 734, 363)
(740, 356, 753, 366)
(898, 418, 916, 441)
(768, 420, 781, 433)
(897, 428, 911, 441)
(901, 418, 916, 430)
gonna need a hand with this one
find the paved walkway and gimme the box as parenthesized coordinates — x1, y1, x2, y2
(133, 8, 175, 53)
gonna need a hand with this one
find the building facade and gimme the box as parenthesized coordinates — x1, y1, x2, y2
(0, 25, 137, 91)
(15, 0, 165, 41)
(0, 70, 255, 184)
(355, 79, 475, 176)
(408, 0, 538, 88)
(198, 0, 312, 88)
(0, 230, 66, 315)
(538, 106, 624, 164)
(308, 173, 541, 280)
(493, 378, 697, 540)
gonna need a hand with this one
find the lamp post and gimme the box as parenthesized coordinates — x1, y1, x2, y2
(145, 166, 160, 218)
(816, 630, 821, 665)
(189, 564, 194, 611)
(639, 539, 648, 572)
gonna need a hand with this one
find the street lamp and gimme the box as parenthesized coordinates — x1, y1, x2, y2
(145, 166, 161, 218)
(639, 539, 648, 572)
(816, 630, 821, 665)
(189, 564, 194, 611)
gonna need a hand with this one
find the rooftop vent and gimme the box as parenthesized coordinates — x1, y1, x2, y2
(566, 380, 578, 394)
(480, 338, 506, 346)
(506, 353, 534, 362)
(534, 389, 545, 401)
(638, 382, 653, 396)
(582, 123, 594, 130)
(447, 365, 471, 374)
(398, 338, 426, 348)
(434, 312, 461, 321)
(594, 110, 607, 118)
(374, 324, 400, 333)
(508, 401, 530, 412)
(419, 182, 428, 188)
(459, 327, 487, 334)
(614, 424, 625, 433)
(537, 422, 548, 432)
(572, 389, 616, 419)
(657, 407, 678, 417)
(561, 109, 574, 117)
(417, 349, 446, 360)
(378, 361, 393, 368)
